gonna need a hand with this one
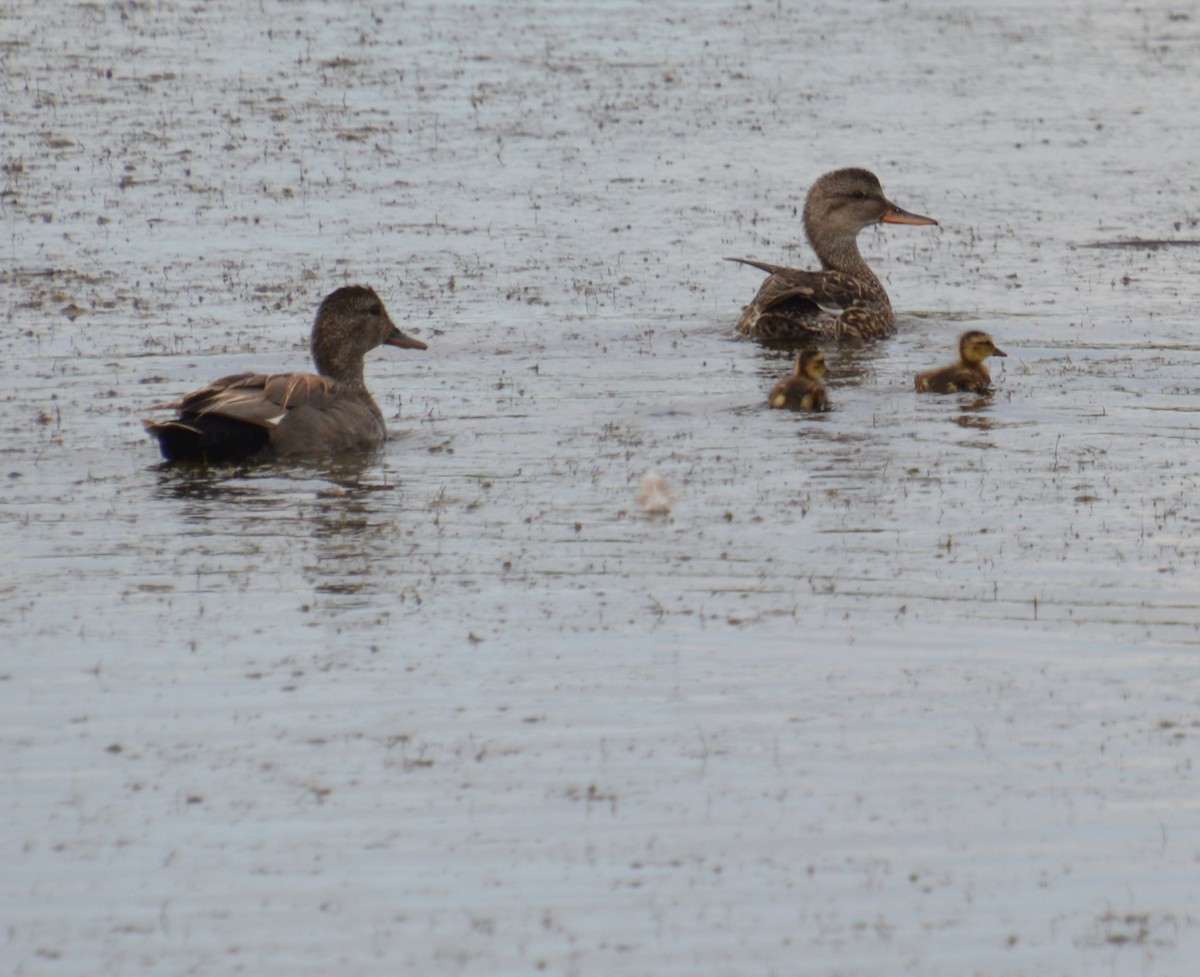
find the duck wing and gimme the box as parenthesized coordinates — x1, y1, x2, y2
(150, 371, 340, 429)
(726, 258, 870, 314)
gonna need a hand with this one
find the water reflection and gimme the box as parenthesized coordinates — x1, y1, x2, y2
(954, 396, 999, 430)
(751, 340, 889, 386)
(151, 454, 421, 602)
(828, 343, 890, 385)
(152, 454, 391, 507)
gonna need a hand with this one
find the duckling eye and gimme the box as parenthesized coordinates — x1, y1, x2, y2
(368, 304, 382, 316)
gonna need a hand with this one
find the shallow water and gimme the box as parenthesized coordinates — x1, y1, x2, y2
(4, 1, 1200, 974)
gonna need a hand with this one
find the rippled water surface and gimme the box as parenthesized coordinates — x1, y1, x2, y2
(4, 1, 1200, 974)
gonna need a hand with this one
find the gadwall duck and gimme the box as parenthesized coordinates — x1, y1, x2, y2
(144, 285, 427, 462)
(915, 330, 1006, 394)
(728, 168, 937, 343)
(768, 349, 830, 411)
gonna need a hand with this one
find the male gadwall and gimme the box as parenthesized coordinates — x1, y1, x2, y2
(915, 330, 1006, 394)
(768, 348, 830, 411)
(144, 285, 427, 462)
(728, 168, 937, 343)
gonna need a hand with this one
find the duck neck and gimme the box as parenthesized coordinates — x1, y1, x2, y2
(313, 345, 368, 391)
(317, 354, 381, 420)
(810, 227, 877, 282)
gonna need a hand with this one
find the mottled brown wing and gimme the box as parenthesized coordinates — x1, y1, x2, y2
(148, 372, 257, 412)
(151, 371, 339, 429)
(750, 272, 820, 313)
(784, 270, 873, 313)
(260, 373, 340, 412)
(728, 258, 859, 314)
(728, 258, 814, 308)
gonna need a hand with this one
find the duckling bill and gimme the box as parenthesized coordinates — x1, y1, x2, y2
(144, 285, 427, 462)
(729, 167, 937, 343)
(915, 330, 1006, 394)
(768, 349, 830, 411)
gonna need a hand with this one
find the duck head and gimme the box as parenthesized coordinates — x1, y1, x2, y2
(959, 330, 1006, 365)
(310, 285, 427, 383)
(803, 168, 938, 245)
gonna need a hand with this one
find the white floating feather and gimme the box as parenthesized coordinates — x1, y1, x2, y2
(636, 472, 675, 515)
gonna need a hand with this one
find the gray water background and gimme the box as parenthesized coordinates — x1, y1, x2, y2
(4, 1, 1200, 974)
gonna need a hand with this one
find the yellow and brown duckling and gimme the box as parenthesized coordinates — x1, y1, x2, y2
(144, 285, 428, 462)
(768, 349, 830, 411)
(729, 168, 937, 343)
(915, 330, 1006, 394)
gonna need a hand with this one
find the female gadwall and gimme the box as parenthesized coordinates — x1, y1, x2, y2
(144, 285, 427, 462)
(915, 330, 1006, 394)
(729, 168, 937, 343)
(768, 348, 830, 411)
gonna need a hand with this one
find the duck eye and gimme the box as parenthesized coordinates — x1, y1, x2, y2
(368, 304, 382, 316)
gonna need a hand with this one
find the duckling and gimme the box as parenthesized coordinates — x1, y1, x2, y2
(729, 168, 938, 343)
(914, 330, 1006, 394)
(768, 349, 830, 411)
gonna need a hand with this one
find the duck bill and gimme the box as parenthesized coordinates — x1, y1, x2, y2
(991, 346, 1007, 358)
(385, 326, 428, 351)
(880, 204, 938, 227)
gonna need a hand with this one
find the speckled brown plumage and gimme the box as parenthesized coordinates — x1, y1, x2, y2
(729, 168, 937, 343)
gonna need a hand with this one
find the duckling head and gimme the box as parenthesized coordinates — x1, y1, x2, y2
(795, 348, 827, 381)
(959, 330, 1006, 365)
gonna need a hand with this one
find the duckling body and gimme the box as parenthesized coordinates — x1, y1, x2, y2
(768, 349, 830, 411)
(144, 286, 428, 462)
(915, 331, 1006, 394)
(730, 168, 937, 343)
